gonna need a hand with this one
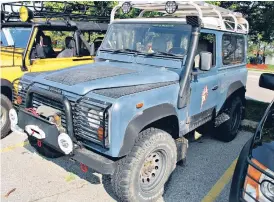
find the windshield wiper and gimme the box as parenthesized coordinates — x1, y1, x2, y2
(145, 51, 180, 58)
(101, 48, 141, 54)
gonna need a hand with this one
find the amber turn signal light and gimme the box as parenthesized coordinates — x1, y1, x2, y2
(16, 96, 23, 105)
(97, 127, 104, 141)
(136, 102, 144, 109)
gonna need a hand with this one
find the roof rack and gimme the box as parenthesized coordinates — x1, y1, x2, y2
(111, 1, 249, 34)
(1, 1, 111, 23)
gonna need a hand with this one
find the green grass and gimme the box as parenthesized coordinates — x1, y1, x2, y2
(245, 99, 269, 122)
(247, 64, 274, 73)
(268, 64, 274, 72)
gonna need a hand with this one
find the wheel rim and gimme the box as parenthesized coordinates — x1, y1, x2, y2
(139, 150, 167, 192)
(0, 105, 7, 130)
(231, 105, 240, 131)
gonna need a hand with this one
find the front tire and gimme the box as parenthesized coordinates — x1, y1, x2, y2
(1, 95, 12, 139)
(215, 97, 243, 142)
(112, 128, 177, 202)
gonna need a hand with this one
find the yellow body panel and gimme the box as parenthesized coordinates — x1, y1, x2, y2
(1, 46, 94, 85)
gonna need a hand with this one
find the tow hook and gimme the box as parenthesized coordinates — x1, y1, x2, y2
(37, 140, 42, 147)
(80, 163, 88, 173)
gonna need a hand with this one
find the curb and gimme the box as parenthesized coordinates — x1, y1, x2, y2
(241, 119, 258, 129)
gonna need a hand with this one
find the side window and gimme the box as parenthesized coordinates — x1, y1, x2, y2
(196, 33, 216, 67)
(222, 34, 245, 65)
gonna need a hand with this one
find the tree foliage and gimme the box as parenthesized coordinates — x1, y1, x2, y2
(43, 1, 274, 55)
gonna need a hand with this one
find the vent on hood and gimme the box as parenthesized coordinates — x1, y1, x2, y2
(93, 81, 177, 98)
(45, 66, 137, 86)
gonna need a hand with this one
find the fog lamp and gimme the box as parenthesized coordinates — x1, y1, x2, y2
(121, 2, 131, 14)
(58, 133, 73, 154)
(165, 1, 178, 14)
(19, 6, 33, 22)
(9, 108, 18, 125)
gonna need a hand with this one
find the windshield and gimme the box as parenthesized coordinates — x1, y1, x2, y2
(1, 27, 32, 48)
(101, 23, 191, 57)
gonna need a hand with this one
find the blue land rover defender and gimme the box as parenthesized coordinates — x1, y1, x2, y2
(10, 2, 249, 201)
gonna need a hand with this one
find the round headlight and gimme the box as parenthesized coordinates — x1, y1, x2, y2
(261, 180, 274, 201)
(9, 108, 18, 125)
(121, 2, 131, 14)
(58, 133, 73, 155)
(165, 1, 178, 14)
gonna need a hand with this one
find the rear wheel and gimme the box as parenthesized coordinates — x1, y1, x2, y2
(111, 128, 177, 202)
(1, 95, 12, 139)
(28, 136, 64, 158)
(215, 97, 243, 142)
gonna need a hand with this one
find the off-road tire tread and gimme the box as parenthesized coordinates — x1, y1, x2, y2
(1, 95, 12, 139)
(111, 128, 177, 202)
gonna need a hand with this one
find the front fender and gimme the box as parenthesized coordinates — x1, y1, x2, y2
(118, 103, 178, 156)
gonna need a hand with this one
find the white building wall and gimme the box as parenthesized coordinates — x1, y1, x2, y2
(265, 56, 274, 65)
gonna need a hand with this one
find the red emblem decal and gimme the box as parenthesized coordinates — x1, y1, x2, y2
(201, 86, 209, 109)
(37, 140, 42, 147)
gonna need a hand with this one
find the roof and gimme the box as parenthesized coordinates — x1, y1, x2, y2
(1, 21, 108, 32)
(111, 1, 249, 34)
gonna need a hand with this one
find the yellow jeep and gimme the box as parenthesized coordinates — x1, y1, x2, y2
(0, 3, 109, 138)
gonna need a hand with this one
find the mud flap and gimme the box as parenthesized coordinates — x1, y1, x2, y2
(175, 137, 188, 166)
(215, 112, 230, 127)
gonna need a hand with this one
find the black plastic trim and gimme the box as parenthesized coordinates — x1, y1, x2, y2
(71, 147, 116, 175)
(1, 78, 12, 89)
(226, 81, 245, 99)
(118, 103, 178, 157)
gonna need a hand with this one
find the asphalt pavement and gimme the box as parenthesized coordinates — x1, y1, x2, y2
(1, 130, 252, 202)
(246, 70, 274, 103)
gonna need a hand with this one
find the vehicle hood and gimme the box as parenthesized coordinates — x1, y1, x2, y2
(25, 62, 180, 96)
(0, 47, 24, 67)
(251, 140, 274, 173)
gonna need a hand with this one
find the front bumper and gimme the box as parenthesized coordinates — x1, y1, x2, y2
(11, 109, 117, 175)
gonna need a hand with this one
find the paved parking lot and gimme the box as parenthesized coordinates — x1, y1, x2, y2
(1, 130, 252, 202)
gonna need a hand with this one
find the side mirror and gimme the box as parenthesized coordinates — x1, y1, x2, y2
(90, 43, 95, 56)
(200, 51, 212, 71)
(259, 73, 274, 91)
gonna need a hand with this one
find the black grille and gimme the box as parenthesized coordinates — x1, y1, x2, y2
(12, 80, 111, 148)
(12, 79, 31, 109)
(74, 97, 111, 147)
(32, 94, 68, 128)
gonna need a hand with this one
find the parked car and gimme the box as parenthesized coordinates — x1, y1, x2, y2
(230, 73, 274, 202)
(0, 1, 109, 138)
(10, 1, 250, 201)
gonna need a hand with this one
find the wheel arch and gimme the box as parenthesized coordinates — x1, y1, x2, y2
(1, 79, 13, 100)
(219, 81, 246, 114)
(118, 103, 179, 157)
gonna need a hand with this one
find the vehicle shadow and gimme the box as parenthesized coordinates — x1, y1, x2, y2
(23, 142, 119, 201)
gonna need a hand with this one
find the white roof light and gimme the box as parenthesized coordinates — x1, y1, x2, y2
(165, 1, 178, 14)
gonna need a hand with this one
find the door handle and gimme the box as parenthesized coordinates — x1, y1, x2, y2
(212, 85, 219, 91)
